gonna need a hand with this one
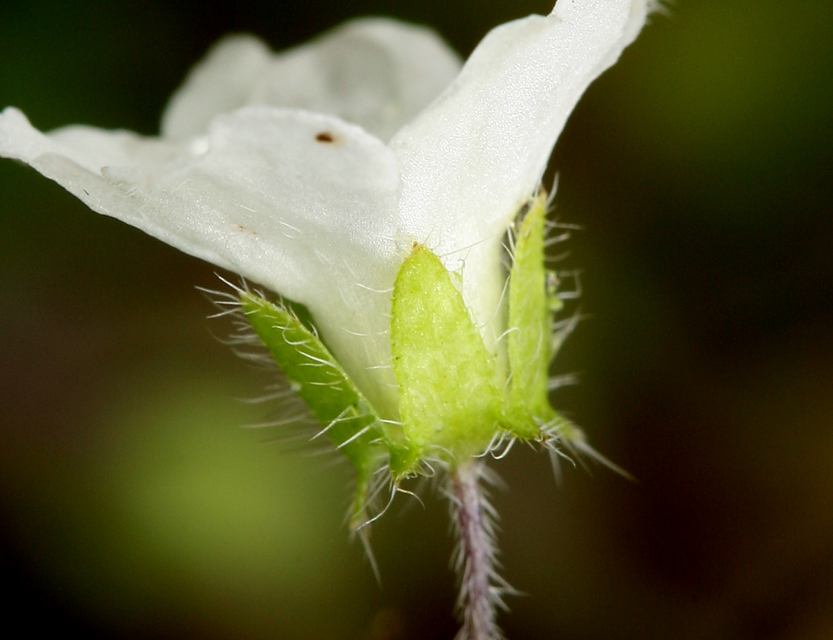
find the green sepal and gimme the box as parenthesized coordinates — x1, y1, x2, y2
(502, 194, 620, 475)
(503, 194, 556, 439)
(240, 291, 384, 529)
(390, 245, 502, 472)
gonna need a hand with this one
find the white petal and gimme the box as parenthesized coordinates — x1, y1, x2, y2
(390, 0, 652, 348)
(0, 106, 402, 417)
(160, 35, 273, 142)
(162, 19, 462, 143)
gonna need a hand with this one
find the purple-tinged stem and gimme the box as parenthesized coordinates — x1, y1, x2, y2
(448, 461, 506, 640)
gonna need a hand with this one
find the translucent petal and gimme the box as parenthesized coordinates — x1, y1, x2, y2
(390, 0, 652, 348)
(0, 105, 402, 417)
(162, 19, 462, 143)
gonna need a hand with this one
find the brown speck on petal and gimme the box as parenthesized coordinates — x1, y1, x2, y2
(316, 132, 335, 143)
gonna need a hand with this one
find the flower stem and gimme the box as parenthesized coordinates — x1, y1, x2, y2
(448, 460, 505, 640)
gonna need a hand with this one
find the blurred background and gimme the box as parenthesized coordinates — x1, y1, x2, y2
(1, 0, 831, 638)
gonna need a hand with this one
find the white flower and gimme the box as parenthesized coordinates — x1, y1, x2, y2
(0, 0, 652, 420)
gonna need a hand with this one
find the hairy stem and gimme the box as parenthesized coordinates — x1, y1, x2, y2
(449, 460, 505, 640)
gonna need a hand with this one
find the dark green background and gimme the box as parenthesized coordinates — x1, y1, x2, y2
(2, 1, 832, 638)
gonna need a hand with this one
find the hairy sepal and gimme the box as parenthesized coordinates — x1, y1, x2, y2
(504, 194, 582, 444)
(240, 291, 385, 529)
(390, 245, 502, 474)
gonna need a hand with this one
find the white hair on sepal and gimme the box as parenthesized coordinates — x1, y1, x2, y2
(197, 274, 341, 454)
(539, 411, 636, 485)
(344, 463, 396, 584)
(551, 307, 585, 358)
(548, 373, 580, 392)
(571, 439, 637, 482)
